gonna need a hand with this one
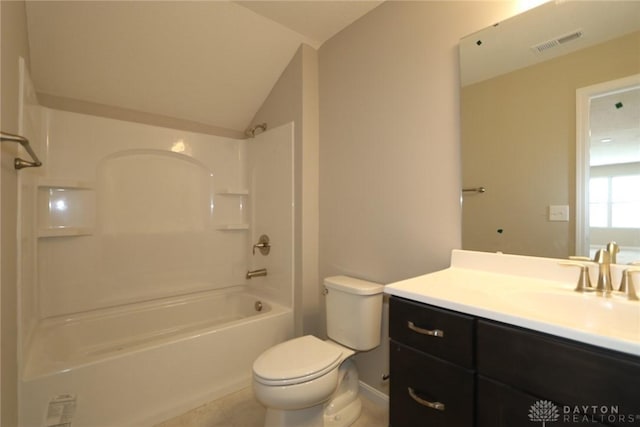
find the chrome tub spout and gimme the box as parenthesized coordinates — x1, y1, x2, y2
(246, 268, 267, 279)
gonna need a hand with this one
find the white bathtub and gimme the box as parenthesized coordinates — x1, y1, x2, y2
(20, 287, 293, 427)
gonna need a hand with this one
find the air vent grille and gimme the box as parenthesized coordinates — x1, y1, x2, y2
(531, 30, 583, 53)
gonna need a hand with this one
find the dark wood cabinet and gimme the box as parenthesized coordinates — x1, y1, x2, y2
(390, 340, 475, 427)
(389, 297, 476, 427)
(477, 319, 640, 426)
(476, 376, 609, 427)
(389, 296, 640, 427)
(389, 296, 475, 368)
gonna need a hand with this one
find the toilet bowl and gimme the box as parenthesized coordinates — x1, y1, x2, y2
(252, 276, 384, 427)
(253, 336, 360, 427)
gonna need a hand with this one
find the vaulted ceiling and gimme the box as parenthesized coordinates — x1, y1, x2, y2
(25, 1, 382, 133)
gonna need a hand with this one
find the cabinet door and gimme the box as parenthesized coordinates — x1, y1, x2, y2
(477, 320, 640, 427)
(390, 340, 474, 427)
(390, 297, 475, 368)
(477, 376, 609, 427)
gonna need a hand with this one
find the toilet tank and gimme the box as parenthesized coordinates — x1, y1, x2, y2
(324, 276, 384, 351)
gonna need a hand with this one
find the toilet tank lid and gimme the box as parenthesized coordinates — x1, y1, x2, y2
(324, 275, 384, 295)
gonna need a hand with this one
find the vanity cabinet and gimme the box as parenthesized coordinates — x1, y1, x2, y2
(389, 296, 640, 427)
(477, 320, 640, 427)
(476, 376, 608, 427)
(389, 297, 475, 426)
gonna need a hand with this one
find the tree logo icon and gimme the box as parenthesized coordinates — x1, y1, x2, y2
(529, 400, 559, 426)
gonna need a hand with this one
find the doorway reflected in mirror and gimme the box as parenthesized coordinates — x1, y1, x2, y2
(578, 77, 640, 264)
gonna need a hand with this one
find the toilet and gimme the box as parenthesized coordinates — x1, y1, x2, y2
(252, 275, 384, 427)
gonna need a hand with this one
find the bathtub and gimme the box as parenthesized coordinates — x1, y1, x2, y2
(20, 287, 293, 427)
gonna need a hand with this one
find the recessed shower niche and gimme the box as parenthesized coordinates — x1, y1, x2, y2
(37, 179, 95, 237)
(216, 189, 250, 230)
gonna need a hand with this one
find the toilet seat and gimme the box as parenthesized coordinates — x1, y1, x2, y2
(253, 336, 344, 387)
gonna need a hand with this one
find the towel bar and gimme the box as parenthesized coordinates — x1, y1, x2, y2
(0, 131, 42, 169)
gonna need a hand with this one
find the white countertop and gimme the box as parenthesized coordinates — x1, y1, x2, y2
(384, 250, 640, 357)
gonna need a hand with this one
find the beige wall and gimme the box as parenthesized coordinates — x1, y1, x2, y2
(249, 44, 321, 336)
(1, 1, 31, 425)
(462, 31, 640, 258)
(318, 1, 516, 394)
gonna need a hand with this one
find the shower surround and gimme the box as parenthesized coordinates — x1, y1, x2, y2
(18, 107, 294, 426)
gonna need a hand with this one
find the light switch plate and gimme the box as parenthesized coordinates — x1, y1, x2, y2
(549, 205, 569, 221)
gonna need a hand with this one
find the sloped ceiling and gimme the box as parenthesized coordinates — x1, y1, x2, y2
(25, 1, 382, 133)
(459, 1, 640, 86)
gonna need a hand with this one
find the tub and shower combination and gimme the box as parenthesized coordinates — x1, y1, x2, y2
(18, 96, 295, 426)
(21, 288, 292, 426)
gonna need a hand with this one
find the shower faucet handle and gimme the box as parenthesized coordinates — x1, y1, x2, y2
(252, 234, 271, 256)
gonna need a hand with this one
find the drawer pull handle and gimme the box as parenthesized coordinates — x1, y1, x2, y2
(408, 387, 445, 411)
(407, 321, 444, 338)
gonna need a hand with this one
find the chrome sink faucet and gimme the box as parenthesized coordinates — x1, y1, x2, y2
(593, 249, 613, 295)
(606, 241, 620, 265)
(564, 246, 639, 301)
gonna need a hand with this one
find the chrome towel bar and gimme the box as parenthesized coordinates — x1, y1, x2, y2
(462, 186, 486, 194)
(0, 131, 43, 169)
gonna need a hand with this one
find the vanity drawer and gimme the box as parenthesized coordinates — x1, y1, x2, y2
(390, 340, 475, 427)
(389, 296, 475, 368)
(477, 320, 640, 426)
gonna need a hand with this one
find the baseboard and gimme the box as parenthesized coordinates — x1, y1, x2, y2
(359, 381, 389, 408)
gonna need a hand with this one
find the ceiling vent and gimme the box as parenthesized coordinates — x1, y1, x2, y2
(531, 29, 583, 53)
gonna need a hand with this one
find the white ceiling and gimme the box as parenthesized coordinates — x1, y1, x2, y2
(236, 1, 382, 49)
(590, 87, 640, 166)
(459, 1, 640, 87)
(25, 1, 382, 133)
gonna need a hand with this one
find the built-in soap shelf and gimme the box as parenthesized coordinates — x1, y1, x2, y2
(37, 178, 95, 238)
(215, 188, 249, 231)
(216, 224, 250, 231)
(38, 227, 93, 238)
(216, 189, 249, 196)
(38, 178, 93, 189)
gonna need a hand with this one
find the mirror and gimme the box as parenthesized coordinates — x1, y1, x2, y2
(460, 1, 640, 261)
(575, 74, 640, 264)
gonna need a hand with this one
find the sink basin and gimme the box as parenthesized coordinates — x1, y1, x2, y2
(499, 289, 640, 341)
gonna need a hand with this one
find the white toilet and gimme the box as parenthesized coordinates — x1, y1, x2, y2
(252, 275, 384, 427)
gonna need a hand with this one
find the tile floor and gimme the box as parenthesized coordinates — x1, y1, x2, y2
(155, 386, 388, 427)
